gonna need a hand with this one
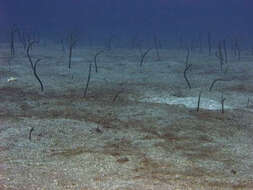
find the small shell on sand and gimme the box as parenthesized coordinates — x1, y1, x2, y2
(7, 77, 17, 82)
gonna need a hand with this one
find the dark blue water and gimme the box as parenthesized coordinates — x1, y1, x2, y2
(1, 0, 252, 46)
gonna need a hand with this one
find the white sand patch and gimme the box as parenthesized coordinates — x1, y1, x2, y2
(140, 96, 232, 110)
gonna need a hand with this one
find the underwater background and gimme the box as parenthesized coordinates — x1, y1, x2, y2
(1, 0, 253, 44)
(0, 0, 253, 190)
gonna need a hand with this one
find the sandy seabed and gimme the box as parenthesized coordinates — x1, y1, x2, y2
(0, 43, 253, 189)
